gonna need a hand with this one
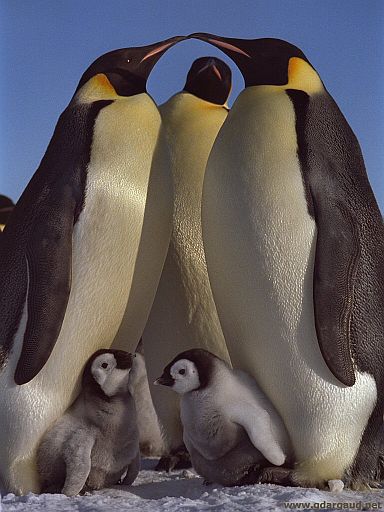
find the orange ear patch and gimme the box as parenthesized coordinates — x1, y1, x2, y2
(77, 73, 119, 102)
(92, 74, 117, 94)
(287, 57, 323, 94)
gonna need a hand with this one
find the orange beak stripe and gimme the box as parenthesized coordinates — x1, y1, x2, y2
(212, 64, 222, 80)
(208, 38, 251, 58)
(140, 41, 174, 63)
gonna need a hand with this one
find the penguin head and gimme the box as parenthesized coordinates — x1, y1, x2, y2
(83, 349, 135, 398)
(155, 348, 219, 394)
(75, 35, 184, 101)
(183, 56, 232, 105)
(189, 33, 323, 94)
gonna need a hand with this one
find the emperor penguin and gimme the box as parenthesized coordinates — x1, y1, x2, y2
(0, 195, 14, 231)
(141, 57, 232, 465)
(0, 35, 183, 495)
(37, 349, 139, 496)
(190, 33, 384, 489)
(155, 349, 292, 486)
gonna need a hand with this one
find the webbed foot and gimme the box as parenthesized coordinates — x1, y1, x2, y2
(155, 444, 191, 472)
(258, 466, 294, 486)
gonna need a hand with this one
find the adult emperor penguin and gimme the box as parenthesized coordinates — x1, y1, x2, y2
(190, 33, 384, 489)
(141, 57, 232, 466)
(0, 35, 183, 494)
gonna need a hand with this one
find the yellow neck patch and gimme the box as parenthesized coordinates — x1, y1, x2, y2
(285, 57, 323, 95)
(76, 74, 119, 103)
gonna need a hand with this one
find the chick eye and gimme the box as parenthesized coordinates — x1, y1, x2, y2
(101, 363, 108, 369)
(179, 369, 185, 375)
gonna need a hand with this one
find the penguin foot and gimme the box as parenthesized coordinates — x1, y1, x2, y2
(155, 445, 192, 472)
(344, 462, 383, 491)
(234, 463, 263, 486)
(257, 466, 294, 486)
(41, 483, 63, 494)
(343, 476, 381, 491)
(140, 442, 156, 457)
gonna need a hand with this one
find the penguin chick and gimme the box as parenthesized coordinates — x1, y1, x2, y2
(155, 349, 292, 486)
(37, 349, 140, 496)
(130, 340, 165, 456)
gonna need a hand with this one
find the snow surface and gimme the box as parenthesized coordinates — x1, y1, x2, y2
(1, 459, 383, 511)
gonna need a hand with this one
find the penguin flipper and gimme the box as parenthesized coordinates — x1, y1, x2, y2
(229, 404, 286, 466)
(311, 193, 358, 387)
(14, 190, 74, 385)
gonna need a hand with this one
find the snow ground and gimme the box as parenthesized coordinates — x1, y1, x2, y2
(1, 459, 383, 511)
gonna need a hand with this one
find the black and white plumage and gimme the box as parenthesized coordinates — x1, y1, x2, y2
(142, 57, 232, 467)
(37, 350, 140, 496)
(0, 35, 183, 494)
(155, 349, 292, 486)
(190, 33, 384, 489)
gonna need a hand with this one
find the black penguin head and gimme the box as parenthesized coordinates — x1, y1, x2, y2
(75, 35, 184, 99)
(154, 348, 220, 394)
(189, 33, 323, 93)
(183, 56, 232, 105)
(82, 349, 135, 398)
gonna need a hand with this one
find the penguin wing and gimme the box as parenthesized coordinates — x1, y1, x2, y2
(14, 185, 75, 385)
(310, 190, 359, 387)
(298, 92, 375, 388)
(229, 402, 286, 466)
(2, 101, 112, 385)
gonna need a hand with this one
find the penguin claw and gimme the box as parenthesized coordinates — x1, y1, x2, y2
(155, 445, 192, 472)
(257, 466, 294, 486)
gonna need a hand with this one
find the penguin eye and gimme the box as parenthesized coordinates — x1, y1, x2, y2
(101, 363, 108, 369)
(179, 369, 185, 375)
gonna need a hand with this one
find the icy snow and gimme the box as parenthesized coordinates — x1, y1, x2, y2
(1, 459, 383, 511)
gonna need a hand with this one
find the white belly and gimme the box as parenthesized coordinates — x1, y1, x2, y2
(0, 94, 163, 494)
(142, 94, 230, 447)
(202, 86, 377, 480)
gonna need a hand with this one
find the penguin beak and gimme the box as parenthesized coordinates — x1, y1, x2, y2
(115, 352, 135, 369)
(140, 35, 185, 63)
(188, 33, 251, 58)
(197, 57, 223, 81)
(75, 35, 186, 94)
(154, 374, 175, 387)
(137, 35, 186, 77)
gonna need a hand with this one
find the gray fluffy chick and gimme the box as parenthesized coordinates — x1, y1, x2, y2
(156, 349, 292, 486)
(37, 349, 140, 496)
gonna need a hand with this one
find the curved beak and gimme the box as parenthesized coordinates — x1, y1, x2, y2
(154, 374, 175, 387)
(140, 35, 185, 63)
(196, 57, 222, 80)
(75, 35, 186, 94)
(188, 32, 251, 58)
(116, 352, 135, 370)
(138, 35, 186, 76)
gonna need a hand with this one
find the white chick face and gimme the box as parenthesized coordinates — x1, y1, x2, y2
(155, 359, 200, 395)
(91, 353, 131, 397)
